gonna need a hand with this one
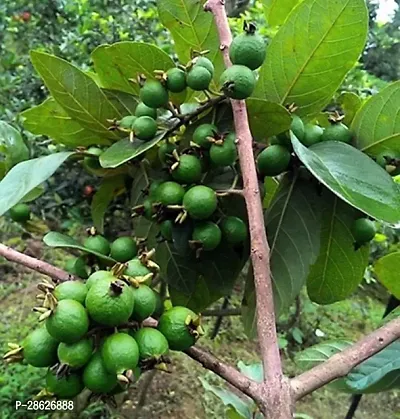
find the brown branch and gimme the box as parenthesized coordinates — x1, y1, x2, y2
(291, 317, 400, 400)
(204, 1, 291, 417)
(0, 243, 75, 282)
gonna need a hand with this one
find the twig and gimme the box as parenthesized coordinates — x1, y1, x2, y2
(204, 1, 291, 417)
(0, 243, 75, 283)
(210, 296, 230, 339)
(291, 316, 400, 400)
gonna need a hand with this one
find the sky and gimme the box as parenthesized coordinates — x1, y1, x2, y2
(376, 0, 398, 23)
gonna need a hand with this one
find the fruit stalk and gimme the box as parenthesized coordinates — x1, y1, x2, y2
(204, 1, 291, 417)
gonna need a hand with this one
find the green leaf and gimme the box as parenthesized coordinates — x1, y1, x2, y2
(21, 98, 110, 147)
(102, 89, 138, 115)
(91, 176, 126, 234)
(242, 175, 323, 336)
(0, 152, 73, 216)
(346, 341, 400, 392)
(295, 340, 354, 391)
(351, 81, 400, 156)
(337, 92, 362, 126)
(246, 99, 292, 139)
(157, 0, 224, 90)
(21, 186, 45, 203)
(291, 135, 400, 224)
(100, 133, 166, 168)
(30, 51, 123, 140)
(263, 177, 279, 209)
(0, 122, 29, 173)
(254, 0, 368, 118)
(199, 378, 252, 419)
(43, 231, 116, 264)
(307, 191, 369, 304)
(226, 408, 248, 419)
(92, 42, 175, 95)
(374, 252, 400, 299)
(237, 362, 263, 383)
(261, 0, 302, 26)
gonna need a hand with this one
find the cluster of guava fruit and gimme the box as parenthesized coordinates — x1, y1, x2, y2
(4, 236, 203, 401)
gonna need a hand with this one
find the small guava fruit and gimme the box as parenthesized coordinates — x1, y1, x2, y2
(23, 327, 59, 367)
(133, 327, 169, 360)
(301, 124, 324, 147)
(140, 79, 169, 109)
(155, 181, 185, 206)
(352, 218, 376, 245)
(278, 115, 305, 147)
(166, 67, 187, 93)
(57, 338, 93, 369)
(83, 147, 103, 171)
(153, 291, 165, 319)
(229, 31, 266, 70)
(46, 299, 89, 344)
(83, 352, 118, 394)
(209, 133, 237, 167)
(376, 150, 398, 168)
(148, 180, 163, 200)
(86, 270, 114, 290)
(219, 65, 256, 100)
(131, 285, 157, 322)
(110, 237, 138, 263)
(9, 203, 31, 223)
(192, 221, 222, 251)
(158, 306, 200, 351)
(220, 216, 248, 245)
(321, 122, 352, 143)
(46, 369, 84, 399)
(142, 197, 156, 220)
(118, 115, 137, 130)
(132, 116, 157, 141)
(101, 333, 139, 374)
(158, 142, 176, 164)
(84, 235, 110, 256)
(186, 65, 212, 91)
(53, 281, 87, 305)
(125, 258, 152, 279)
(160, 219, 173, 241)
(257, 145, 291, 177)
(193, 56, 214, 76)
(65, 256, 89, 279)
(135, 102, 158, 119)
(85, 278, 134, 326)
(193, 124, 218, 149)
(171, 154, 202, 184)
(183, 185, 217, 220)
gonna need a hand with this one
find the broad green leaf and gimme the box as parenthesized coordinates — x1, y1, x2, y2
(261, 0, 302, 26)
(337, 92, 362, 126)
(21, 98, 110, 147)
(21, 186, 45, 203)
(242, 175, 323, 336)
(92, 42, 175, 95)
(246, 99, 292, 139)
(0, 152, 73, 216)
(0, 122, 29, 173)
(346, 341, 400, 392)
(91, 176, 126, 234)
(157, 0, 224, 90)
(263, 177, 279, 208)
(237, 362, 263, 383)
(43, 231, 116, 264)
(30, 51, 123, 139)
(255, 0, 368, 118)
(351, 81, 400, 156)
(226, 408, 248, 419)
(291, 135, 400, 224)
(199, 378, 252, 419)
(102, 89, 138, 115)
(295, 340, 354, 391)
(374, 252, 400, 299)
(307, 191, 369, 304)
(100, 133, 166, 168)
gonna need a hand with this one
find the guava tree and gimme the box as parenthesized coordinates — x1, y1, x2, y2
(1, 0, 400, 418)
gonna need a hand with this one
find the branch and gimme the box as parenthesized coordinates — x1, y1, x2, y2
(202, 308, 241, 317)
(291, 317, 400, 400)
(0, 243, 76, 282)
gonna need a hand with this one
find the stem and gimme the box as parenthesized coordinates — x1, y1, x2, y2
(204, 1, 291, 416)
(0, 243, 75, 283)
(291, 316, 400, 400)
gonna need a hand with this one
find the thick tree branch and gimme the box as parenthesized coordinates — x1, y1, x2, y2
(291, 317, 400, 400)
(203, 1, 291, 416)
(0, 243, 75, 282)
